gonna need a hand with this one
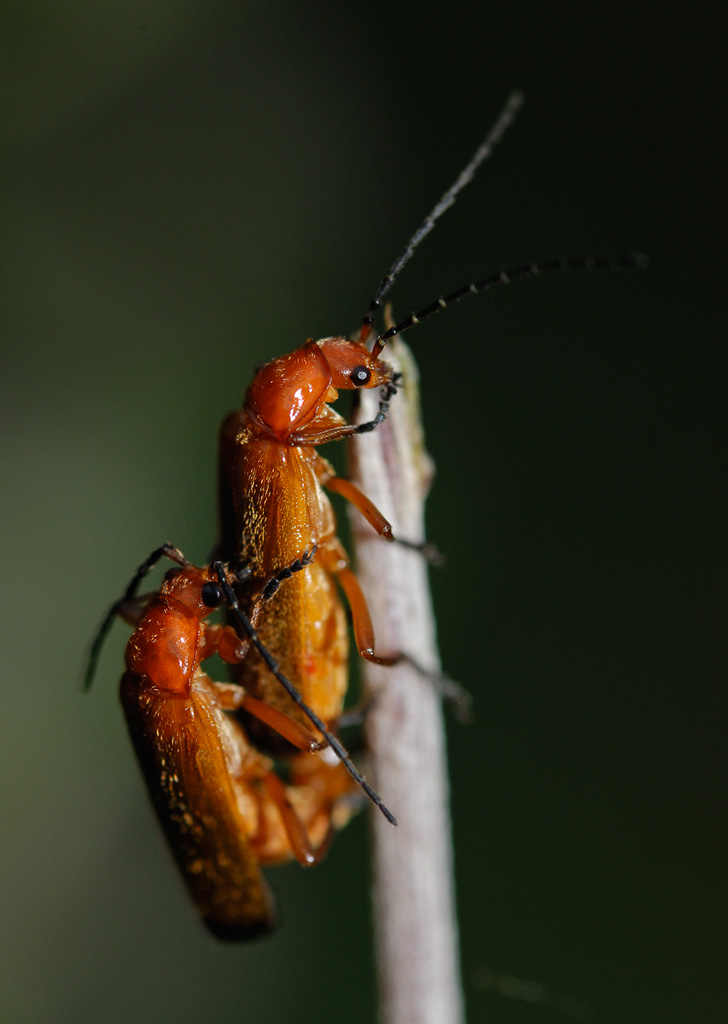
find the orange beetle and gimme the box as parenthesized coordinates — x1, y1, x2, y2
(218, 337, 400, 752)
(216, 94, 527, 753)
(217, 92, 645, 773)
(86, 544, 357, 940)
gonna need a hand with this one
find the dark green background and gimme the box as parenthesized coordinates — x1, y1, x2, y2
(2, 2, 725, 1022)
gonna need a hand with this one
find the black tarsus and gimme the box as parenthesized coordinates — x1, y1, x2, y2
(214, 561, 398, 826)
(393, 536, 447, 567)
(261, 545, 318, 601)
(351, 375, 400, 436)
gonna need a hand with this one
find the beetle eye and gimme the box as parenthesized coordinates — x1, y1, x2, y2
(201, 582, 223, 607)
(350, 365, 371, 387)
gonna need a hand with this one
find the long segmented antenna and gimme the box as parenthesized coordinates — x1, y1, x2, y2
(359, 90, 524, 343)
(369, 253, 649, 359)
(83, 543, 187, 691)
(214, 562, 397, 826)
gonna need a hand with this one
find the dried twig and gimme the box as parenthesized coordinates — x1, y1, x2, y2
(349, 340, 465, 1024)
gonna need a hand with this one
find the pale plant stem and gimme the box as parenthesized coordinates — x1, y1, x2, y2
(349, 340, 465, 1024)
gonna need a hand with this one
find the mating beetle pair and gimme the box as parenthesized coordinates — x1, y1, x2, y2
(87, 92, 645, 939)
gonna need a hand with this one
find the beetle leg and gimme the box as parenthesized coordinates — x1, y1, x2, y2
(258, 546, 317, 602)
(260, 771, 318, 866)
(316, 544, 400, 666)
(319, 546, 472, 715)
(210, 680, 324, 752)
(275, 753, 363, 864)
(204, 547, 317, 664)
(323, 475, 394, 541)
(318, 461, 442, 562)
(239, 695, 323, 752)
(335, 564, 403, 666)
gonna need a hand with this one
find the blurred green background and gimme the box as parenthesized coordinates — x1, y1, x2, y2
(1, 2, 725, 1022)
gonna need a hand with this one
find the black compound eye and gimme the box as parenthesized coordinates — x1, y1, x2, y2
(350, 365, 372, 387)
(201, 582, 223, 608)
